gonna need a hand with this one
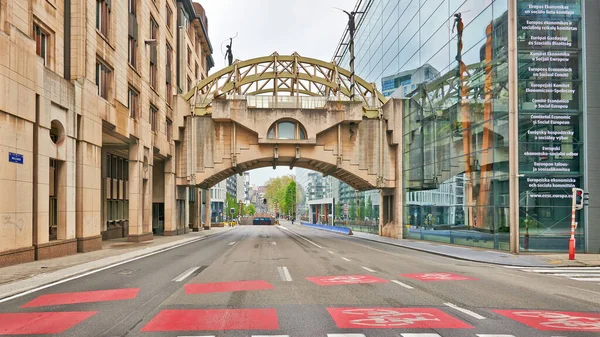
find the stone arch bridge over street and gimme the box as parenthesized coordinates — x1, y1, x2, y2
(180, 53, 404, 237)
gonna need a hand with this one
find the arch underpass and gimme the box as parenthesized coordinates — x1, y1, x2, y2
(179, 52, 405, 238)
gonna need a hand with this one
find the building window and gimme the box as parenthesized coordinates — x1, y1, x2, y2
(96, 60, 111, 100)
(149, 17, 158, 89)
(96, 0, 110, 38)
(166, 118, 172, 141)
(128, 87, 138, 119)
(128, 37, 136, 67)
(195, 62, 199, 80)
(166, 43, 173, 105)
(187, 47, 192, 68)
(34, 24, 48, 66)
(187, 76, 192, 92)
(128, 0, 135, 15)
(267, 120, 307, 140)
(150, 105, 158, 132)
(166, 5, 172, 32)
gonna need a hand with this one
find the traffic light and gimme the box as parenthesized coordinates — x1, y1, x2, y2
(574, 188, 589, 210)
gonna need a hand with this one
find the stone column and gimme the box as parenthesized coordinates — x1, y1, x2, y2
(75, 141, 102, 252)
(163, 158, 177, 235)
(191, 188, 201, 231)
(203, 188, 211, 229)
(379, 191, 384, 236)
(128, 143, 152, 242)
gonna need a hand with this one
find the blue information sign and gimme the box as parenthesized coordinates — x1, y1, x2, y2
(8, 152, 23, 164)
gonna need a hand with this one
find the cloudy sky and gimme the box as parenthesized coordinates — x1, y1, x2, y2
(197, 0, 352, 186)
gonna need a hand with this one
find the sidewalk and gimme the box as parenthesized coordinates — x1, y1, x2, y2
(0, 227, 233, 300)
(350, 231, 600, 267)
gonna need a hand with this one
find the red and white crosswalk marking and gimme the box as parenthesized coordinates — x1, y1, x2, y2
(494, 310, 600, 332)
(0, 312, 97, 335)
(306, 274, 388, 286)
(326, 307, 473, 329)
(399, 272, 477, 282)
(141, 308, 279, 332)
(20, 288, 140, 308)
(184, 280, 274, 294)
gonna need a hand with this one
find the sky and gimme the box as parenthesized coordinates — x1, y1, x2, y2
(197, 0, 352, 186)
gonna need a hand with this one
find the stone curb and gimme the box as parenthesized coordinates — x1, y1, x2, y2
(0, 228, 233, 301)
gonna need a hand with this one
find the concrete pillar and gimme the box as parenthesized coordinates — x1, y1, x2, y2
(379, 191, 384, 236)
(203, 188, 211, 229)
(163, 158, 177, 235)
(191, 188, 201, 231)
(128, 143, 152, 242)
(75, 141, 102, 252)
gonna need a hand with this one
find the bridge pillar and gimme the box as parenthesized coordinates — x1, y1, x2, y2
(191, 188, 201, 232)
(203, 188, 211, 229)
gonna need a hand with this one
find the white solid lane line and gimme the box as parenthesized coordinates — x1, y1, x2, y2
(569, 277, 600, 281)
(278, 226, 323, 248)
(228, 241, 236, 245)
(443, 302, 486, 320)
(0, 232, 225, 303)
(391, 280, 414, 289)
(361, 266, 377, 273)
(526, 269, 600, 273)
(328, 250, 335, 254)
(172, 267, 201, 282)
(327, 334, 366, 337)
(401, 334, 441, 337)
(277, 267, 293, 281)
(341, 257, 351, 262)
(548, 273, 600, 277)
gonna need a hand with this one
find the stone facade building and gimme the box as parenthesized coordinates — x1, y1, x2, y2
(0, 0, 213, 267)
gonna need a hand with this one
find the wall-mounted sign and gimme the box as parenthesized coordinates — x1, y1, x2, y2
(8, 152, 23, 164)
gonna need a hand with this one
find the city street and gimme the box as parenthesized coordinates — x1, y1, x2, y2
(1, 222, 599, 337)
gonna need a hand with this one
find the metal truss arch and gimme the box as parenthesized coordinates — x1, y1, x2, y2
(183, 52, 387, 117)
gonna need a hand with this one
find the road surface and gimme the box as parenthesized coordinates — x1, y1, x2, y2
(1, 221, 599, 337)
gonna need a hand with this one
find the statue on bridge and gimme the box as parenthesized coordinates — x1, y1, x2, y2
(225, 38, 233, 66)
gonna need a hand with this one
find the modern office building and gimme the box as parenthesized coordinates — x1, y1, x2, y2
(210, 180, 226, 223)
(0, 0, 214, 266)
(381, 64, 439, 97)
(295, 168, 332, 221)
(334, 0, 599, 253)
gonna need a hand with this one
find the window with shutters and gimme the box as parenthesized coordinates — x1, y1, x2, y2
(128, 87, 138, 119)
(96, 60, 111, 100)
(34, 24, 49, 66)
(149, 17, 158, 89)
(150, 105, 158, 132)
(166, 5, 172, 33)
(166, 43, 173, 106)
(96, 0, 111, 38)
(127, 0, 137, 67)
(166, 118, 172, 142)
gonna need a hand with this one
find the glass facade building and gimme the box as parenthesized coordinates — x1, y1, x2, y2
(334, 0, 593, 252)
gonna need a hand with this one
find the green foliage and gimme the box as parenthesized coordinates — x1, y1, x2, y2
(283, 181, 296, 216)
(225, 193, 238, 219)
(264, 175, 294, 211)
(359, 197, 366, 220)
(348, 200, 356, 220)
(365, 196, 372, 219)
(244, 203, 256, 215)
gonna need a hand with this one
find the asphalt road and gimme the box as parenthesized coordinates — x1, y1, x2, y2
(1, 221, 599, 337)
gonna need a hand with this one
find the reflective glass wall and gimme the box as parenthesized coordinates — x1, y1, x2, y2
(338, 0, 512, 250)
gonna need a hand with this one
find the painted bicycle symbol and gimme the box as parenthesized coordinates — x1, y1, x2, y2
(340, 308, 441, 327)
(418, 273, 458, 280)
(322, 276, 380, 284)
(513, 311, 600, 330)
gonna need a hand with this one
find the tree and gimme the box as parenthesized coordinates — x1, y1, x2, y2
(359, 197, 366, 220)
(244, 204, 256, 215)
(225, 193, 238, 219)
(348, 200, 356, 220)
(365, 196, 372, 219)
(283, 181, 296, 216)
(264, 175, 294, 211)
(335, 203, 342, 220)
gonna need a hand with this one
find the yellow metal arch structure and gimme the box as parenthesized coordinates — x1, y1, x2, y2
(183, 52, 387, 118)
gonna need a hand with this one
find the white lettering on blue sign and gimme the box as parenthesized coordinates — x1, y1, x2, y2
(8, 152, 23, 164)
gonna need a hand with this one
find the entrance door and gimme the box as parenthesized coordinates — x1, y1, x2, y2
(152, 203, 164, 234)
